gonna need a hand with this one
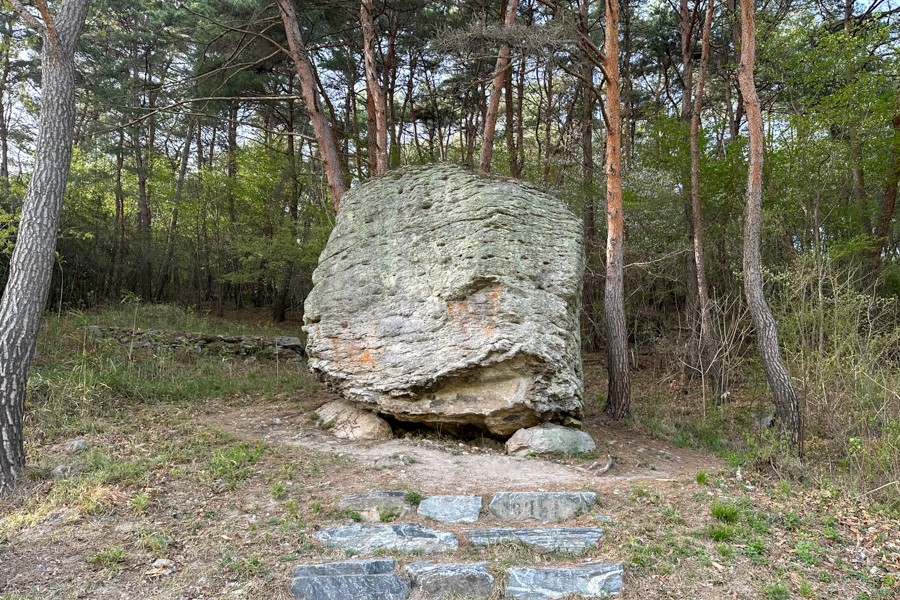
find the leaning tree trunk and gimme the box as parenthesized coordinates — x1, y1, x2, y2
(276, 0, 347, 210)
(604, 0, 631, 420)
(736, 0, 801, 450)
(0, 0, 91, 496)
(479, 0, 519, 173)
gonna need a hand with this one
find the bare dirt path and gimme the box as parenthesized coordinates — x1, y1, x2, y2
(201, 400, 725, 496)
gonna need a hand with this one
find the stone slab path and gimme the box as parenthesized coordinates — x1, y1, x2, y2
(295, 491, 622, 598)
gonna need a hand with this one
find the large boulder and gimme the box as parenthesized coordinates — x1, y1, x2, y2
(303, 164, 584, 436)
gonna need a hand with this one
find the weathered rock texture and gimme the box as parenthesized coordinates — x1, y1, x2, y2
(312, 523, 459, 554)
(317, 401, 393, 441)
(489, 492, 596, 522)
(304, 164, 584, 436)
(505, 423, 596, 456)
(506, 563, 624, 599)
(405, 562, 494, 599)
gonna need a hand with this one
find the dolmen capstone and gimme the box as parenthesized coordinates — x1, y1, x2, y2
(303, 164, 584, 436)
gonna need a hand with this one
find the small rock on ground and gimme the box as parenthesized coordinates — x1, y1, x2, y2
(505, 424, 595, 457)
(317, 400, 392, 441)
(417, 495, 482, 523)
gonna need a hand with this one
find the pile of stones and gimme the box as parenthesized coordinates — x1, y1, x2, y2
(292, 491, 623, 599)
(84, 326, 304, 361)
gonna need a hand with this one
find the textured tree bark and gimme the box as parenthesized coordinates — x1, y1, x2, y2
(276, 0, 347, 210)
(479, 0, 519, 173)
(361, 0, 388, 175)
(604, 0, 631, 420)
(690, 0, 723, 395)
(132, 125, 152, 300)
(112, 130, 126, 300)
(867, 87, 900, 284)
(736, 0, 801, 450)
(0, 0, 90, 496)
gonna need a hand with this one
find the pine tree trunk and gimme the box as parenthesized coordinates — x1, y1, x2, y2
(690, 0, 723, 395)
(479, 0, 519, 173)
(604, 0, 631, 420)
(361, 0, 388, 175)
(276, 0, 347, 210)
(0, 0, 90, 496)
(737, 0, 801, 450)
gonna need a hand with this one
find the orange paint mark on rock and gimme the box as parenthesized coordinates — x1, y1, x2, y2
(330, 337, 379, 375)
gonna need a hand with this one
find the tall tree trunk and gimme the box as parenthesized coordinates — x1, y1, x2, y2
(479, 0, 519, 173)
(690, 0, 722, 394)
(737, 0, 801, 450)
(361, 0, 388, 175)
(604, 0, 631, 420)
(132, 126, 152, 300)
(867, 86, 900, 283)
(622, 0, 633, 164)
(112, 130, 126, 299)
(0, 0, 91, 496)
(0, 31, 10, 201)
(276, 0, 347, 210)
(155, 118, 194, 301)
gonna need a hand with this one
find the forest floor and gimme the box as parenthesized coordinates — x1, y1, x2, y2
(0, 305, 898, 599)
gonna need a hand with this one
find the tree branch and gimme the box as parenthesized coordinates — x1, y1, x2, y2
(34, 0, 60, 47)
(6, 0, 47, 36)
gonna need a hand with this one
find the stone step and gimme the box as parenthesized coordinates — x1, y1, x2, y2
(404, 561, 494, 598)
(506, 563, 624, 599)
(290, 573, 410, 600)
(292, 558, 396, 578)
(467, 527, 605, 554)
(489, 492, 596, 522)
(417, 494, 482, 523)
(339, 491, 412, 522)
(312, 523, 459, 554)
(290, 560, 624, 599)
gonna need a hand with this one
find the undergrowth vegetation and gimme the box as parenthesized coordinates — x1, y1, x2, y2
(622, 259, 900, 512)
(0, 302, 897, 598)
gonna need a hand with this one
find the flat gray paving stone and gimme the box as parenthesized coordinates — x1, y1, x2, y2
(489, 492, 596, 522)
(292, 558, 396, 577)
(312, 523, 459, 554)
(290, 573, 411, 600)
(466, 527, 604, 554)
(339, 491, 412, 522)
(417, 495, 482, 523)
(405, 561, 494, 598)
(506, 563, 624, 599)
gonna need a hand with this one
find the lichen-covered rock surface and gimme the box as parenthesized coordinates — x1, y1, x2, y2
(303, 164, 584, 436)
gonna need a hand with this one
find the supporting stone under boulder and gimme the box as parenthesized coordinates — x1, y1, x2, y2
(316, 400, 392, 441)
(505, 423, 596, 457)
(303, 163, 585, 436)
